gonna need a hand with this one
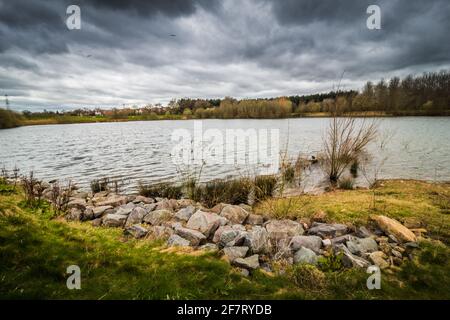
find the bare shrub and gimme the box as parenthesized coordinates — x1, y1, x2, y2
(50, 180, 73, 214)
(323, 115, 378, 184)
(22, 171, 44, 207)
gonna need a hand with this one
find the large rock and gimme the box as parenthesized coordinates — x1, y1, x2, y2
(223, 246, 249, 262)
(175, 206, 196, 222)
(186, 210, 223, 238)
(126, 207, 148, 226)
(90, 205, 113, 218)
(265, 219, 304, 242)
(220, 205, 249, 224)
(293, 247, 318, 265)
(143, 209, 173, 225)
(67, 198, 87, 211)
(95, 195, 128, 207)
(307, 223, 348, 238)
(243, 226, 270, 254)
(103, 214, 127, 227)
(233, 254, 260, 270)
(217, 227, 243, 247)
(175, 227, 207, 246)
(66, 207, 83, 221)
(124, 225, 148, 239)
(213, 225, 244, 243)
(155, 199, 178, 211)
(346, 237, 378, 255)
(115, 202, 136, 215)
(370, 215, 417, 243)
(290, 235, 322, 254)
(167, 234, 190, 247)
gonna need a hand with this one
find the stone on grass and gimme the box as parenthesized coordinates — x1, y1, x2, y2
(223, 246, 249, 262)
(124, 225, 148, 239)
(103, 214, 127, 227)
(175, 206, 196, 222)
(67, 198, 87, 211)
(243, 226, 270, 254)
(186, 210, 222, 238)
(96, 195, 128, 207)
(126, 207, 148, 226)
(346, 237, 378, 255)
(293, 247, 318, 265)
(233, 254, 260, 270)
(115, 202, 136, 215)
(220, 205, 249, 224)
(91, 205, 113, 218)
(167, 234, 190, 247)
(307, 223, 348, 238)
(175, 227, 207, 246)
(143, 209, 173, 225)
(290, 235, 322, 253)
(66, 208, 83, 221)
(265, 220, 304, 242)
(370, 215, 417, 243)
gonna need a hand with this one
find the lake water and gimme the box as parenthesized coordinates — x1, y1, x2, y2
(0, 117, 449, 192)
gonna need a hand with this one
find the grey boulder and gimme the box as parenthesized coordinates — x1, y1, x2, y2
(346, 237, 378, 255)
(103, 214, 127, 227)
(293, 247, 318, 265)
(223, 246, 249, 262)
(167, 234, 190, 247)
(175, 227, 207, 246)
(233, 254, 260, 270)
(290, 235, 322, 253)
(308, 223, 348, 238)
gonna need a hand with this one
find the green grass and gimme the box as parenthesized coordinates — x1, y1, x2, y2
(0, 180, 449, 299)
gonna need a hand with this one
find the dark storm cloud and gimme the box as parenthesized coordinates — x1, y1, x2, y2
(0, 0, 449, 110)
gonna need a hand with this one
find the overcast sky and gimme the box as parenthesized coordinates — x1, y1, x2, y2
(1, 0, 450, 111)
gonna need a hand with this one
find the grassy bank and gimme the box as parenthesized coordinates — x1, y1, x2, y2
(0, 179, 449, 299)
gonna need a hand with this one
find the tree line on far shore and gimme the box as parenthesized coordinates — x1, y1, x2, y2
(5, 70, 450, 124)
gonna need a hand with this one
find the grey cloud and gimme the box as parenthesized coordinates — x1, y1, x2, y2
(0, 0, 450, 111)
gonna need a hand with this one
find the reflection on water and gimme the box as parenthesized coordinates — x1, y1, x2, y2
(0, 117, 449, 192)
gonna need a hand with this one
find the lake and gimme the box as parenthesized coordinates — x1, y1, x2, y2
(0, 117, 449, 192)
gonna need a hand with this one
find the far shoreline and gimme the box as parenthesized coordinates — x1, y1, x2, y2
(16, 111, 450, 128)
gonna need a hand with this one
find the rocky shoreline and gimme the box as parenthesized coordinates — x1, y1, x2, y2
(41, 184, 426, 275)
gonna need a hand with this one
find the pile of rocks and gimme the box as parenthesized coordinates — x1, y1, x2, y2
(46, 188, 424, 275)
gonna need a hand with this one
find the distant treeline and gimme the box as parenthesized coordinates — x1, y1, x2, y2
(171, 71, 450, 117)
(14, 70, 450, 122)
(0, 108, 23, 129)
